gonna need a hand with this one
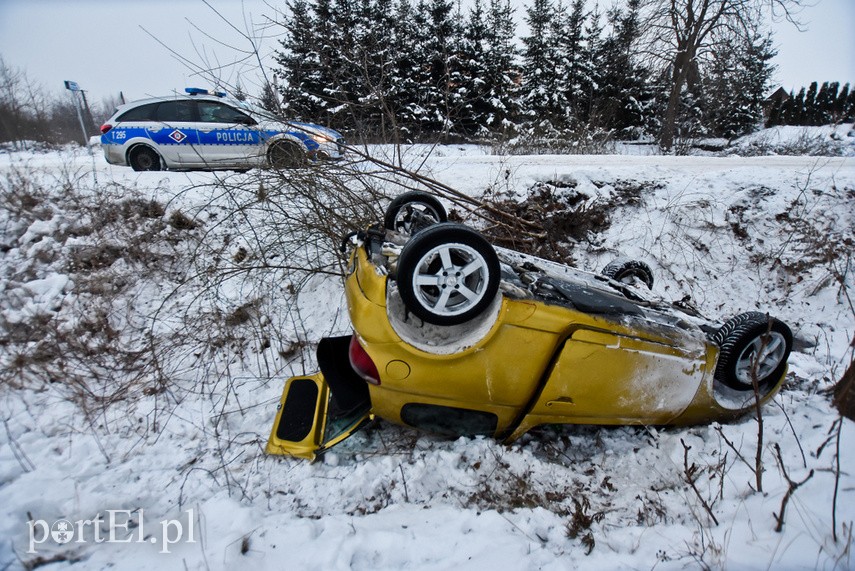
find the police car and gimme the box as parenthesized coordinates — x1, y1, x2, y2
(100, 88, 345, 171)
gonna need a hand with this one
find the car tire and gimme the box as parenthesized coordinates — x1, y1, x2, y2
(396, 223, 500, 326)
(384, 191, 448, 235)
(602, 259, 654, 289)
(129, 146, 162, 172)
(268, 141, 306, 169)
(712, 312, 793, 392)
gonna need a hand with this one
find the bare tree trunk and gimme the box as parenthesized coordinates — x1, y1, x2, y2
(659, 42, 694, 152)
(660, 66, 684, 151)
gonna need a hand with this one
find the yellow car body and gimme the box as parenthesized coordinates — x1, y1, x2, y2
(267, 213, 789, 461)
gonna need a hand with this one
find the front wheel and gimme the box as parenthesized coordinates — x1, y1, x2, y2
(396, 223, 500, 326)
(712, 312, 793, 392)
(268, 141, 306, 169)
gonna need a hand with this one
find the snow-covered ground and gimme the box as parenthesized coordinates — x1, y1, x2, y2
(1, 136, 854, 570)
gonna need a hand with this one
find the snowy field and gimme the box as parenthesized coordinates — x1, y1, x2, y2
(1, 137, 854, 570)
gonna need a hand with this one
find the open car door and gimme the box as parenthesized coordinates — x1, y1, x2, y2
(266, 337, 372, 461)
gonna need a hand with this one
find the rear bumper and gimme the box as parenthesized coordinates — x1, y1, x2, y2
(102, 144, 127, 166)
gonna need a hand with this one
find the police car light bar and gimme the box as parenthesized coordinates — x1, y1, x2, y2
(185, 87, 227, 97)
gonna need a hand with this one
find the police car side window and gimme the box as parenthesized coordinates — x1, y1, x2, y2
(197, 102, 255, 125)
(116, 103, 158, 122)
(156, 101, 196, 122)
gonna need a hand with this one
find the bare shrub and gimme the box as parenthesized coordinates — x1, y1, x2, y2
(497, 125, 616, 156)
(0, 163, 190, 422)
(473, 178, 656, 264)
(565, 497, 605, 555)
(727, 129, 852, 157)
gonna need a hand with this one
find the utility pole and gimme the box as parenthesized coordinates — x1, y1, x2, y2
(79, 89, 96, 136)
(64, 80, 89, 145)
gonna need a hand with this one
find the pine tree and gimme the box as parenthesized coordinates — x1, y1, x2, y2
(521, 0, 564, 139)
(481, 0, 520, 135)
(816, 81, 839, 125)
(232, 82, 248, 102)
(275, 0, 322, 120)
(846, 88, 855, 122)
(347, 0, 398, 137)
(791, 87, 806, 125)
(592, 0, 653, 137)
(835, 83, 851, 122)
(582, 4, 604, 125)
(381, 0, 420, 140)
(701, 30, 776, 138)
(803, 81, 818, 125)
(259, 80, 281, 113)
(567, 0, 595, 123)
(451, 0, 490, 137)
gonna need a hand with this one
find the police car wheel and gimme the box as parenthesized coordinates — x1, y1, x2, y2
(268, 141, 305, 169)
(130, 147, 162, 172)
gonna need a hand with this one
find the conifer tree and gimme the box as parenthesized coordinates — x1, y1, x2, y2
(846, 87, 855, 121)
(803, 81, 819, 125)
(521, 0, 564, 138)
(552, 0, 591, 126)
(481, 0, 520, 135)
(451, 0, 490, 137)
(815, 81, 838, 125)
(275, 0, 323, 120)
(702, 30, 776, 138)
(835, 83, 851, 122)
(592, 0, 652, 137)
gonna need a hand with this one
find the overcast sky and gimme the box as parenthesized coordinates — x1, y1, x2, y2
(0, 0, 853, 106)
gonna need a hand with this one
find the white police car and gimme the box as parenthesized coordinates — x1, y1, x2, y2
(100, 88, 345, 171)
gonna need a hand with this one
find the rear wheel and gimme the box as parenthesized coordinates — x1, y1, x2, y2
(712, 312, 792, 392)
(129, 146, 161, 171)
(384, 191, 447, 235)
(396, 223, 500, 326)
(602, 259, 654, 289)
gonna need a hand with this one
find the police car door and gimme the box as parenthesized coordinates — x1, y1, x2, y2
(194, 101, 262, 167)
(151, 100, 199, 165)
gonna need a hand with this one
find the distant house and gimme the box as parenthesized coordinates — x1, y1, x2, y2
(763, 87, 790, 117)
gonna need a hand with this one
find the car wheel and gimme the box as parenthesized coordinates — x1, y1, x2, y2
(268, 141, 305, 169)
(384, 191, 448, 235)
(602, 259, 654, 289)
(396, 223, 500, 326)
(129, 146, 162, 172)
(712, 312, 793, 392)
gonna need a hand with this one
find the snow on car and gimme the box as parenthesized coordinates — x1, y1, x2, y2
(99, 88, 345, 171)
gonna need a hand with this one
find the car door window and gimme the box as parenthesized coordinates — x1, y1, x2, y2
(156, 101, 196, 122)
(197, 101, 255, 125)
(116, 103, 158, 122)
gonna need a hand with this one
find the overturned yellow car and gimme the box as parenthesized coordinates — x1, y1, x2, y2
(267, 192, 792, 460)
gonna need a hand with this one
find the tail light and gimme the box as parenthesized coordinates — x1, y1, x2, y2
(100, 124, 113, 134)
(349, 335, 380, 385)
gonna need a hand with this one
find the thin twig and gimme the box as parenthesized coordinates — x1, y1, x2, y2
(681, 439, 719, 526)
(832, 417, 842, 542)
(714, 425, 754, 474)
(772, 443, 814, 533)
